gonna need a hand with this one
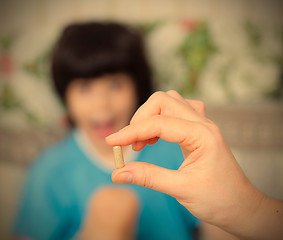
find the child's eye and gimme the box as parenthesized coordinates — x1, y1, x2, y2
(78, 81, 90, 92)
(109, 79, 122, 91)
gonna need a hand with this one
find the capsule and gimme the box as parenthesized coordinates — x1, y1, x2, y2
(113, 146, 124, 168)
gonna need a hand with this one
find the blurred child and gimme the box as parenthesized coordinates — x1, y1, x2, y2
(13, 22, 199, 240)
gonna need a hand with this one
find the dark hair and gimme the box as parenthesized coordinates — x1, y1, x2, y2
(51, 22, 153, 108)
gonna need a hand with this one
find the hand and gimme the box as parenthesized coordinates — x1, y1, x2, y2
(106, 91, 283, 239)
(79, 187, 138, 240)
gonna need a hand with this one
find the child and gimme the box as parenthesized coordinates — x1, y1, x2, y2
(13, 22, 199, 240)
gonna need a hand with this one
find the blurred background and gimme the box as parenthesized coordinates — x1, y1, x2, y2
(0, 0, 283, 239)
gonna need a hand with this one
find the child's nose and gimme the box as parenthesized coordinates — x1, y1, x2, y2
(91, 89, 112, 110)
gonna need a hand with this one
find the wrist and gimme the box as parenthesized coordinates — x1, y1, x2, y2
(248, 195, 283, 240)
(220, 184, 283, 240)
(234, 187, 266, 239)
(216, 180, 265, 239)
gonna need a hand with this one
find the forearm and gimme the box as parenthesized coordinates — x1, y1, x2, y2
(221, 189, 283, 240)
(200, 223, 239, 240)
(242, 195, 283, 240)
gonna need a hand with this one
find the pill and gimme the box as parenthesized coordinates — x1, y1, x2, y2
(113, 146, 124, 168)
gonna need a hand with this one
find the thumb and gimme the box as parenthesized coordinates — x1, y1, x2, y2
(112, 162, 182, 197)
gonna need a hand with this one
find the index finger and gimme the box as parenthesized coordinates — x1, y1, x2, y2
(130, 91, 204, 125)
(106, 115, 204, 153)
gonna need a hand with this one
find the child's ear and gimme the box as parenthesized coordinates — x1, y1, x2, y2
(59, 114, 74, 128)
(66, 115, 75, 128)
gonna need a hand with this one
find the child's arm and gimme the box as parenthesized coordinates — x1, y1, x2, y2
(79, 187, 138, 240)
(13, 154, 73, 240)
(106, 90, 283, 240)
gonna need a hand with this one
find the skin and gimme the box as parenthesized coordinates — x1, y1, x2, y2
(80, 187, 139, 240)
(106, 90, 283, 240)
(15, 73, 140, 240)
(66, 73, 138, 163)
(66, 73, 140, 240)
(66, 78, 235, 239)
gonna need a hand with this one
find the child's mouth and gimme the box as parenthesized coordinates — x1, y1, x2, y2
(91, 120, 116, 139)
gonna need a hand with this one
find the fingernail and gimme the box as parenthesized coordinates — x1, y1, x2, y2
(115, 172, 133, 183)
(132, 142, 137, 151)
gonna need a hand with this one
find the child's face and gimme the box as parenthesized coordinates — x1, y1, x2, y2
(66, 73, 138, 141)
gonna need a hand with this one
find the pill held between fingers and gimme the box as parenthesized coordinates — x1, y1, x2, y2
(113, 146, 124, 169)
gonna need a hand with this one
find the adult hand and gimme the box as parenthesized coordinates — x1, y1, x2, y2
(106, 91, 283, 239)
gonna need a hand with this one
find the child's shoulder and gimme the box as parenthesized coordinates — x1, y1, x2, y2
(30, 131, 81, 175)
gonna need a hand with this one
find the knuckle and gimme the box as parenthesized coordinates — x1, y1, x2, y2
(208, 121, 221, 134)
(198, 101, 206, 112)
(195, 100, 206, 114)
(142, 169, 154, 189)
(204, 120, 223, 140)
(151, 91, 165, 102)
(166, 90, 178, 95)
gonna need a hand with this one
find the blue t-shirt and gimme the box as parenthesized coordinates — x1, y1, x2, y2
(14, 130, 199, 240)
